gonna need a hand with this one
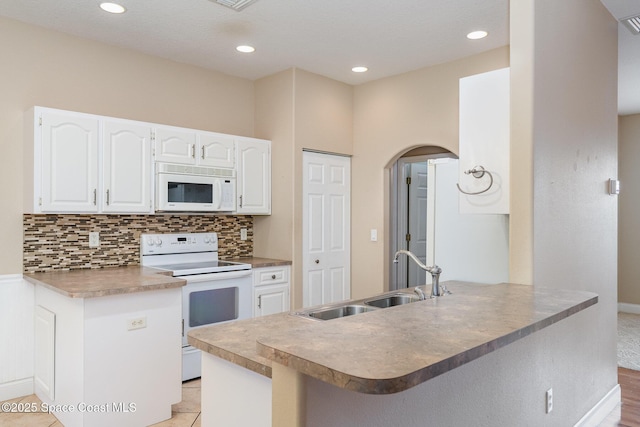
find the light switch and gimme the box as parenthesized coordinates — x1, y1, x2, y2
(370, 229, 378, 242)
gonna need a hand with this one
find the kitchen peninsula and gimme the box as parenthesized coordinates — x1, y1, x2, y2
(188, 281, 599, 427)
(24, 266, 185, 427)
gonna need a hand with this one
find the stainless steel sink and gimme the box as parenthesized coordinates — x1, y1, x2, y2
(295, 304, 379, 321)
(364, 293, 420, 308)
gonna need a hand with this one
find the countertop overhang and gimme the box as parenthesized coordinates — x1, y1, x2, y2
(24, 265, 186, 298)
(189, 281, 597, 395)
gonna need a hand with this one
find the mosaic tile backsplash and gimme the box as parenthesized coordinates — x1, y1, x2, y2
(24, 214, 253, 273)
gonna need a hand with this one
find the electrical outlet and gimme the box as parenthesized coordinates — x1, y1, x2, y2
(89, 232, 100, 248)
(546, 388, 553, 413)
(370, 229, 378, 242)
(240, 228, 248, 241)
(127, 316, 147, 331)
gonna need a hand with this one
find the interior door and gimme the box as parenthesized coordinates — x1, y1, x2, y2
(407, 162, 428, 286)
(302, 151, 351, 308)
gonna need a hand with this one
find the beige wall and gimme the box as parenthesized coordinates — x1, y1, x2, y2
(255, 68, 353, 308)
(511, 0, 618, 419)
(351, 46, 510, 298)
(0, 16, 255, 275)
(619, 113, 640, 305)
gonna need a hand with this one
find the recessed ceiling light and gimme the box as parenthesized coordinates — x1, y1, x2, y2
(467, 30, 488, 40)
(100, 2, 126, 14)
(236, 45, 255, 53)
(352, 66, 368, 73)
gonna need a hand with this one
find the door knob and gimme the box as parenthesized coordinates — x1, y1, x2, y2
(314, 259, 319, 264)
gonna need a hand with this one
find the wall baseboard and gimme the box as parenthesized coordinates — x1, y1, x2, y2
(574, 384, 621, 427)
(0, 377, 34, 402)
(618, 303, 640, 314)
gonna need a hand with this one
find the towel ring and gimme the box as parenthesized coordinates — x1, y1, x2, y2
(456, 165, 494, 195)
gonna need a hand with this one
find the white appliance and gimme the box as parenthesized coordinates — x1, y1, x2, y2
(140, 232, 252, 381)
(156, 162, 236, 212)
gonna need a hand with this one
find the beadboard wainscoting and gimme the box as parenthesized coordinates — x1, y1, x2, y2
(0, 274, 34, 401)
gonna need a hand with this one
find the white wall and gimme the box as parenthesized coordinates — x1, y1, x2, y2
(433, 160, 509, 284)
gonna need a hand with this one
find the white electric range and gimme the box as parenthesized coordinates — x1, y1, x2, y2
(141, 232, 252, 381)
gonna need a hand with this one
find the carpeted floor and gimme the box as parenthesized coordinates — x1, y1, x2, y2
(618, 312, 640, 370)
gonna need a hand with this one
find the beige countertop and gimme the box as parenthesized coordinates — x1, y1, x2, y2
(24, 266, 186, 298)
(226, 257, 292, 268)
(188, 281, 597, 394)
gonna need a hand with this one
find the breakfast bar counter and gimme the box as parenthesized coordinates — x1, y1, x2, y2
(188, 281, 599, 427)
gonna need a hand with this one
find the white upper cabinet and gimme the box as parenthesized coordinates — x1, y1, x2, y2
(102, 121, 152, 213)
(153, 127, 235, 168)
(38, 110, 100, 212)
(458, 67, 510, 214)
(199, 132, 235, 168)
(25, 106, 271, 215)
(153, 127, 197, 165)
(25, 107, 152, 214)
(236, 138, 271, 215)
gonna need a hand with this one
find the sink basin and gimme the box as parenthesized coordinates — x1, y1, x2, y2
(364, 293, 420, 308)
(296, 304, 378, 321)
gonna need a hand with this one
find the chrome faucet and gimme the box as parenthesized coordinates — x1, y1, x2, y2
(393, 250, 446, 298)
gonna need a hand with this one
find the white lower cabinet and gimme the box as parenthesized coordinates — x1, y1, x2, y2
(34, 285, 182, 427)
(253, 266, 290, 317)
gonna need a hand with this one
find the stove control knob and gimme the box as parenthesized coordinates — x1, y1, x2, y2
(147, 238, 155, 246)
(204, 236, 210, 244)
(155, 238, 163, 246)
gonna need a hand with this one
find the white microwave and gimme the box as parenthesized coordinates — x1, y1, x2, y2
(156, 162, 236, 212)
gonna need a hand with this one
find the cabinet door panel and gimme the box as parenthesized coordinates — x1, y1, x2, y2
(34, 305, 56, 401)
(41, 112, 99, 212)
(254, 285, 289, 317)
(236, 139, 271, 214)
(199, 133, 235, 168)
(103, 121, 152, 213)
(154, 128, 196, 164)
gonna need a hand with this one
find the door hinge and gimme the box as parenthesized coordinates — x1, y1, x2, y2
(38, 197, 42, 206)
(181, 319, 184, 337)
(406, 177, 411, 185)
(406, 233, 411, 241)
(38, 116, 42, 126)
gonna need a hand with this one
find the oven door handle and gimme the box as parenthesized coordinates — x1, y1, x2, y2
(182, 269, 252, 282)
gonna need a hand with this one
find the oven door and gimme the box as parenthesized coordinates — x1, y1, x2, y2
(182, 270, 252, 347)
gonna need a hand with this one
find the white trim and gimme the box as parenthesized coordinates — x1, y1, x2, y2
(0, 378, 34, 402)
(618, 303, 640, 314)
(0, 273, 23, 285)
(574, 384, 621, 427)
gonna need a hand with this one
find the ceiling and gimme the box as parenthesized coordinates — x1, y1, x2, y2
(0, 0, 637, 114)
(601, 0, 640, 116)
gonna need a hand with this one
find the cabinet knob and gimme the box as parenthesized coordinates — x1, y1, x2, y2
(315, 259, 319, 264)
(271, 274, 276, 280)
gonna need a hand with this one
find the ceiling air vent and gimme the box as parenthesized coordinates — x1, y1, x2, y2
(212, 0, 259, 11)
(621, 14, 640, 35)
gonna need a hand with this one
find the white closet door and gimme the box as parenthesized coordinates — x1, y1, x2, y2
(302, 151, 351, 308)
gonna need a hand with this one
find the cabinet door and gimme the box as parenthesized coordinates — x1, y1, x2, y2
(102, 121, 152, 213)
(254, 284, 290, 317)
(236, 139, 271, 214)
(34, 305, 56, 401)
(199, 132, 235, 168)
(41, 111, 99, 212)
(154, 127, 197, 164)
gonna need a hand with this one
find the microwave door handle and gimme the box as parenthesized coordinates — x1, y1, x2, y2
(214, 180, 222, 209)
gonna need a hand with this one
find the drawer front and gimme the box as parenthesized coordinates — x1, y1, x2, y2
(254, 266, 289, 286)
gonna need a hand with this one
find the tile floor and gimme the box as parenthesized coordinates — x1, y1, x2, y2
(0, 378, 201, 427)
